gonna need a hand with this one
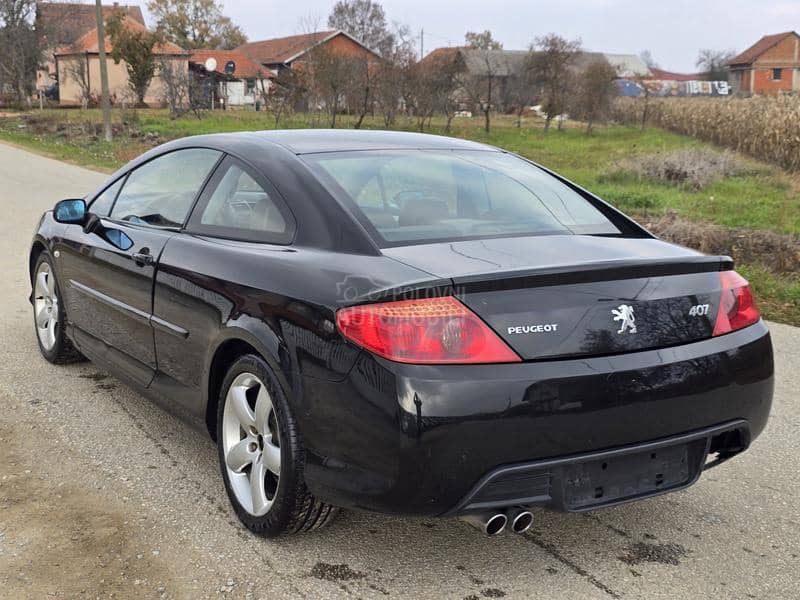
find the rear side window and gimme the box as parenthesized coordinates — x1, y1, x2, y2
(89, 177, 124, 216)
(111, 148, 221, 227)
(304, 150, 620, 245)
(186, 158, 295, 244)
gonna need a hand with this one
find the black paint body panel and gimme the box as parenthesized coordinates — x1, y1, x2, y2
(28, 130, 774, 518)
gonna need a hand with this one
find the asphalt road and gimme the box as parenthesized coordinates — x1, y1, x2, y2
(0, 141, 798, 600)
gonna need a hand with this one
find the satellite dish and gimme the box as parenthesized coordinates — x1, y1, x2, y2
(204, 57, 217, 72)
(224, 60, 236, 75)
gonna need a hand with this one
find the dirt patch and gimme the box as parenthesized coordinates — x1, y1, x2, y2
(0, 420, 180, 599)
(618, 542, 687, 566)
(309, 562, 365, 582)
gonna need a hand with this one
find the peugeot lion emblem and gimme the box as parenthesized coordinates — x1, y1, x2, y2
(612, 304, 637, 334)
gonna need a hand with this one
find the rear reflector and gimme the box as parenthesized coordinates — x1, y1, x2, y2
(712, 271, 760, 336)
(336, 296, 521, 364)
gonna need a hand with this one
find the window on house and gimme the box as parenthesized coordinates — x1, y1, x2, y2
(246, 79, 257, 95)
(772, 68, 782, 80)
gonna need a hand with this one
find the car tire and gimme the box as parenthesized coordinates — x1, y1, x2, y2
(216, 354, 338, 537)
(32, 251, 84, 364)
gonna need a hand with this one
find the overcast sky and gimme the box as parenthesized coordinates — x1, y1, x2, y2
(140, 0, 800, 72)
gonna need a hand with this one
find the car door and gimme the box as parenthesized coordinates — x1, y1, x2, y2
(55, 148, 223, 386)
(149, 156, 296, 413)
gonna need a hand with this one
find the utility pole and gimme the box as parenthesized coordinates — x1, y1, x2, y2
(419, 28, 424, 60)
(94, 0, 113, 142)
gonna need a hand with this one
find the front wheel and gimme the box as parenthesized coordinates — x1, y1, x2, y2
(32, 252, 84, 364)
(216, 354, 338, 537)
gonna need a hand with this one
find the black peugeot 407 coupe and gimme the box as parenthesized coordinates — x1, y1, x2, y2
(30, 130, 773, 537)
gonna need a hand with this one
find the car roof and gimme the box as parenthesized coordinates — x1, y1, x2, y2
(245, 129, 497, 154)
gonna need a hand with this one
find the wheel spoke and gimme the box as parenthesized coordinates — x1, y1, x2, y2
(45, 318, 56, 348)
(249, 456, 269, 514)
(226, 438, 256, 472)
(262, 439, 281, 476)
(36, 272, 49, 298)
(229, 385, 255, 430)
(36, 305, 50, 328)
(254, 385, 272, 433)
(46, 271, 56, 297)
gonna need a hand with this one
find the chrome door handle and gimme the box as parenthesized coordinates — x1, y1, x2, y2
(132, 249, 153, 267)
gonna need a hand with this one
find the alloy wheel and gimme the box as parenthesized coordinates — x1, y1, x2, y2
(34, 261, 58, 351)
(221, 372, 282, 516)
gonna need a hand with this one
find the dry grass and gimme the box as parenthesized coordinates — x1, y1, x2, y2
(604, 148, 744, 190)
(613, 96, 800, 172)
(643, 211, 800, 273)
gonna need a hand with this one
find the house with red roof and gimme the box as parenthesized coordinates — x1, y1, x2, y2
(189, 49, 272, 107)
(235, 30, 380, 76)
(35, 2, 145, 90)
(53, 14, 187, 106)
(728, 31, 800, 94)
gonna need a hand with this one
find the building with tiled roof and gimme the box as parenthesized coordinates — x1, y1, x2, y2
(728, 31, 800, 94)
(54, 16, 188, 107)
(35, 2, 147, 91)
(189, 49, 273, 107)
(236, 30, 380, 74)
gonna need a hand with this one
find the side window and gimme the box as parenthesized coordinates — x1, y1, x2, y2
(89, 177, 124, 216)
(188, 159, 295, 244)
(110, 149, 221, 227)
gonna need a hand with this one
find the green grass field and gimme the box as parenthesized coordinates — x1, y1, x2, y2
(1, 108, 798, 325)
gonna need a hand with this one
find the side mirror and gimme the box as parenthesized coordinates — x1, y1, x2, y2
(53, 199, 87, 224)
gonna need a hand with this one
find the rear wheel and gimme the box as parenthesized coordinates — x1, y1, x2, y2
(32, 252, 83, 364)
(216, 354, 338, 536)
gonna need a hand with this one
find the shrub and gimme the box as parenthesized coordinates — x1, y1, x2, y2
(606, 149, 742, 190)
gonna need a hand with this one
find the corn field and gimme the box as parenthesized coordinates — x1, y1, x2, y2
(612, 95, 800, 172)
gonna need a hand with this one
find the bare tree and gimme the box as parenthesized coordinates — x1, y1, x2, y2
(464, 29, 503, 133)
(259, 68, 301, 128)
(696, 49, 735, 81)
(303, 44, 356, 127)
(0, 0, 41, 107)
(639, 49, 659, 70)
(571, 59, 618, 133)
(374, 27, 415, 127)
(345, 53, 372, 128)
(408, 47, 465, 132)
(529, 33, 581, 131)
(505, 51, 536, 128)
(158, 56, 191, 117)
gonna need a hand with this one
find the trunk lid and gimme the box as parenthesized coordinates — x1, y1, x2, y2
(382, 235, 731, 360)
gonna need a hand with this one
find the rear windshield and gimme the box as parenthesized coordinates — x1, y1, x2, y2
(303, 150, 620, 245)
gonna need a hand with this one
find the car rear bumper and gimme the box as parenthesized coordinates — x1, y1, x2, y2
(296, 321, 773, 516)
(442, 419, 749, 515)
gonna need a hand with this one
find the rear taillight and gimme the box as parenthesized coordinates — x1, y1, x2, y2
(336, 296, 520, 364)
(712, 270, 760, 336)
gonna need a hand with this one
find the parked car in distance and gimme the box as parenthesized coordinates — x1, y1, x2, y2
(29, 130, 774, 537)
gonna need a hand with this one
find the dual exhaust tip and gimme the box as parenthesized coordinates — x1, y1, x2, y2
(460, 507, 534, 536)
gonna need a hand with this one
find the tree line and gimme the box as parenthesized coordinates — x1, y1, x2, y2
(265, 8, 619, 135)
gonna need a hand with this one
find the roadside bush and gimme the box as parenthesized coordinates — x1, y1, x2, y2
(612, 96, 800, 172)
(604, 149, 743, 190)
